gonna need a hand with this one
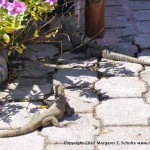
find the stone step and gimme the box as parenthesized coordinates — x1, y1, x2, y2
(105, 16, 129, 28)
(105, 6, 125, 17)
(134, 10, 150, 21)
(19, 61, 55, 78)
(21, 44, 59, 61)
(130, 1, 150, 10)
(134, 35, 150, 49)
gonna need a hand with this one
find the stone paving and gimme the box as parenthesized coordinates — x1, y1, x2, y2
(0, 0, 150, 150)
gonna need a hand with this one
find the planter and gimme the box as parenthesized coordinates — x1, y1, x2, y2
(74, 0, 86, 33)
(0, 49, 8, 83)
(73, 0, 104, 37)
(85, 0, 104, 38)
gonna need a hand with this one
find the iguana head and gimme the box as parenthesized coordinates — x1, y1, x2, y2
(53, 80, 65, 97)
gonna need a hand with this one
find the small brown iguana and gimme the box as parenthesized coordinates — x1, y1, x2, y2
(62, 16, 150, 66)
(0, 79, 74, 138)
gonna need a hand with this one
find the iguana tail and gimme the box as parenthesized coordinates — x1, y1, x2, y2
(0, 123, 40, 138)
(102, 49, 150, 65)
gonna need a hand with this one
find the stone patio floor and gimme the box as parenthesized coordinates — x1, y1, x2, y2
(1, 0, 150, 150)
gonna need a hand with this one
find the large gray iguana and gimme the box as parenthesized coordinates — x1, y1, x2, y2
(0, 80, 74, 138)
(62, 16, 150, 65)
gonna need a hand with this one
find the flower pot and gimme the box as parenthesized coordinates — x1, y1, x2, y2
(0, 49, 8, 83)
(85, 0, 104, 39)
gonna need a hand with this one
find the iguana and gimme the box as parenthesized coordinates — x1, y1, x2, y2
(62, 16, 150, 66)
(0, 79, 74, 138)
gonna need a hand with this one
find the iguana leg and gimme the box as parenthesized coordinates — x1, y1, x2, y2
(30, 112, 40, 122)
(41, 116, 53, 127)
(42, 116, 62, 127)
(42, 116, 70, 127)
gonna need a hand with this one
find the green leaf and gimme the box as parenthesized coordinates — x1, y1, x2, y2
(55, 29, 58, 34)
(46, 33, 52, 38)
(0, 30, 6, 35)
(3, 33, 10, 43)
(16, 46, 23, 54)
(8, 51, 11, 56)
(3, 26, 15, 33)
(21, 44, 26, 49)
(15, 43, 26, 54)
(34, 30, 39, 38)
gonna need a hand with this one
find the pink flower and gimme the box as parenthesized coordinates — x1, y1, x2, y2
(65, 96, 71, 102)
(45, 0, 58, 6)
(0, 0, 8, 8)
(6, 0, 26, 16)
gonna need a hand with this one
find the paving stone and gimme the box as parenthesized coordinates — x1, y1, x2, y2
(0, 102, 43, 128)
(105, 27, 131, 38)
(0, 55, 8, 83)
(96, 127, 150, 150)
(43, 54, 98, 69)
(2, 79, 52, 100)
(134, 35, 150, 49)
(96, 98, 150, 125)
(105, 16, 128, 28)
(0, 91, 9, 101)
(41, 113, 99, 143)
(46, 144, 94, 150)
(0, 102, 45, 150)
(21, 44, 59, 60)
(105, 0, 122, 6)
(131, 1, 150, 10)
(96, 32, 121, 47)
(54, 68, 98, 88)
(134, 10, 150, 21)
(19, 68, 47, 78)
(105, 6, 125, 17)
(138, 49, 150, 60)
(137, 22, 150, 34)
(94, 77, 146, 98)
(61, 53, 98, 68)
(106, 42, 138, 57)
(97, 30, 134, 47)
(65, 88, 99, 113)
(19, 61, 55, 78)
(144, 90, 150, 104)
(140, 67, 150, 86)
(0, 132, 44, 150)
(98, 59, 142, 77)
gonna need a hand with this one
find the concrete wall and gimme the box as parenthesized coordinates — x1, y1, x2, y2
(74, 0, 85, 33)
